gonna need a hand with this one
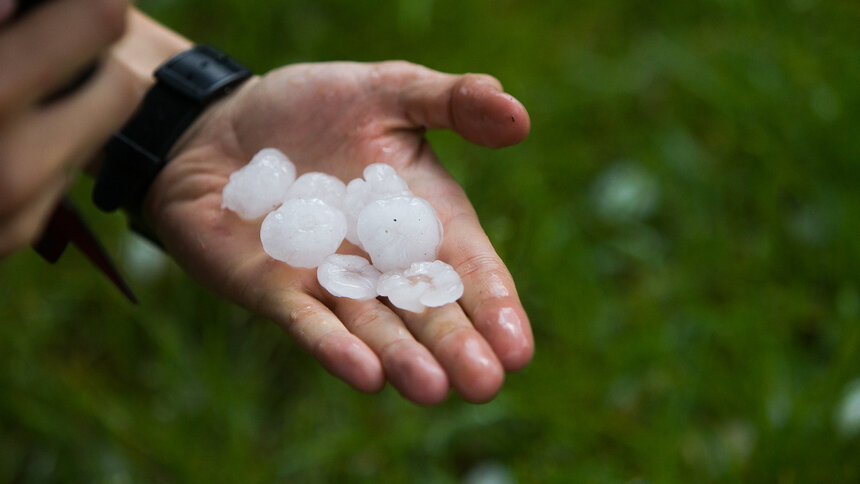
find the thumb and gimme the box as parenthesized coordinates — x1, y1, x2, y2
(395, 64, 531, 148)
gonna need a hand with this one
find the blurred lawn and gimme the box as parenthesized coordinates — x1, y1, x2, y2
(2, 0, 860, 481)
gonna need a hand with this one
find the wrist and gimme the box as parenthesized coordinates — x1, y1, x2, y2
(84, 8, 192, 176)
(112, 9, 193, 95)
(92, 40, 253, 240)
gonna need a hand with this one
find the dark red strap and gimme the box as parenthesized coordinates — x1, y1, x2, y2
(33, 198, 138, 303)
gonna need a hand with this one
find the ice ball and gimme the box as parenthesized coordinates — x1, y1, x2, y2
(343, 165, 412, 247)
(377, 260, 464, 312)
(221, 148, 296, 219)
(356, 196, 443, 273)
(286, 172, 346, 209)
(317, 254, 382, 300)
(260, 198, 347, 268)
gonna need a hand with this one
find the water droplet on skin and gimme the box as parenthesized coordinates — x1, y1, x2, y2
(484, 273, 510, 299)
(498, 307, 522, 340)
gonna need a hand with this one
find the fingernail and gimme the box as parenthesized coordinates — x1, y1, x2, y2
(0, 0, 16, 24)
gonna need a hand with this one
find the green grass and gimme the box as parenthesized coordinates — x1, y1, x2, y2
(1, 0, 859, 481)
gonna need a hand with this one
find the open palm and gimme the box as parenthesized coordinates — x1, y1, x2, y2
(144, 61, 533, 404)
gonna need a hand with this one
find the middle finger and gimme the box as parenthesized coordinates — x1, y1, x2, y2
(394, 302, 504, 403)
(332, 297, 450, 405)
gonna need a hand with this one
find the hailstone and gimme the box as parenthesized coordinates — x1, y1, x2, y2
(260, 198, 347, 268)
(223, 154, 463, 309)
(286, 172, 347, 209)
(221, 148, 296, 219)
(343, 164, 412, 247)
(356, 196, 443, 273)
(377, 260, 464, 313)
(317, 254, 382, 300)
(362, 163, 410, 196)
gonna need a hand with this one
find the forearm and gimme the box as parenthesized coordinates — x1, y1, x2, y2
(85, 7, 192, 175)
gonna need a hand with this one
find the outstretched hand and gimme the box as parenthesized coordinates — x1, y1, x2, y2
(145, 61, 533, 404)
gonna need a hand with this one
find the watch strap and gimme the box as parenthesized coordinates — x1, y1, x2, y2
(93, 45, 252, 216)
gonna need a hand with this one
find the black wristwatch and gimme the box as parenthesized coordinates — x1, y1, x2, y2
(93, 45, 252, 234)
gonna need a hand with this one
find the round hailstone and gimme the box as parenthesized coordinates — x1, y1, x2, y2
(285, 172, 346, 209)
(317, 254, 382, 300)
(260, 198, 347, 269)
(221, 148, 296, 219)
(343, 165, 412, 247)
(377, 260, 464, 313)
(356, 196, 443, 273)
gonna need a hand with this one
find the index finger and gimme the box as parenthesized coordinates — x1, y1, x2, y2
(442, 209, 534, 371)
(0, 0, 128, 117)
(406, 161, 534, 371)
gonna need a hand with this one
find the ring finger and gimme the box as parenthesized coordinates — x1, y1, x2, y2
(331, 297, 450, 405)
(393, 302, 504, 403)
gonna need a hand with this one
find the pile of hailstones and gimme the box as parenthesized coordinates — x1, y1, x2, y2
(221, 148, 463, 313)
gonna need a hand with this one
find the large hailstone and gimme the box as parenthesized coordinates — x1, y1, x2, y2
(260, 198, 347, 268)
(343, 164, 412, 247)
(221, 148, 296, 219)
(317, 254, 382, 300)
(377, 260, 464, 312)
(356, 196, 443, 273)
(286, 172, 346, 209)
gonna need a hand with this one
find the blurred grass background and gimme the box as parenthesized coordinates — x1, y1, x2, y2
(2, 0, 860, 481)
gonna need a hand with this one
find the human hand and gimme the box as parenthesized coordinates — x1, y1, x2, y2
(145, 61, 534, 404)
(0, 0, 133, 257)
